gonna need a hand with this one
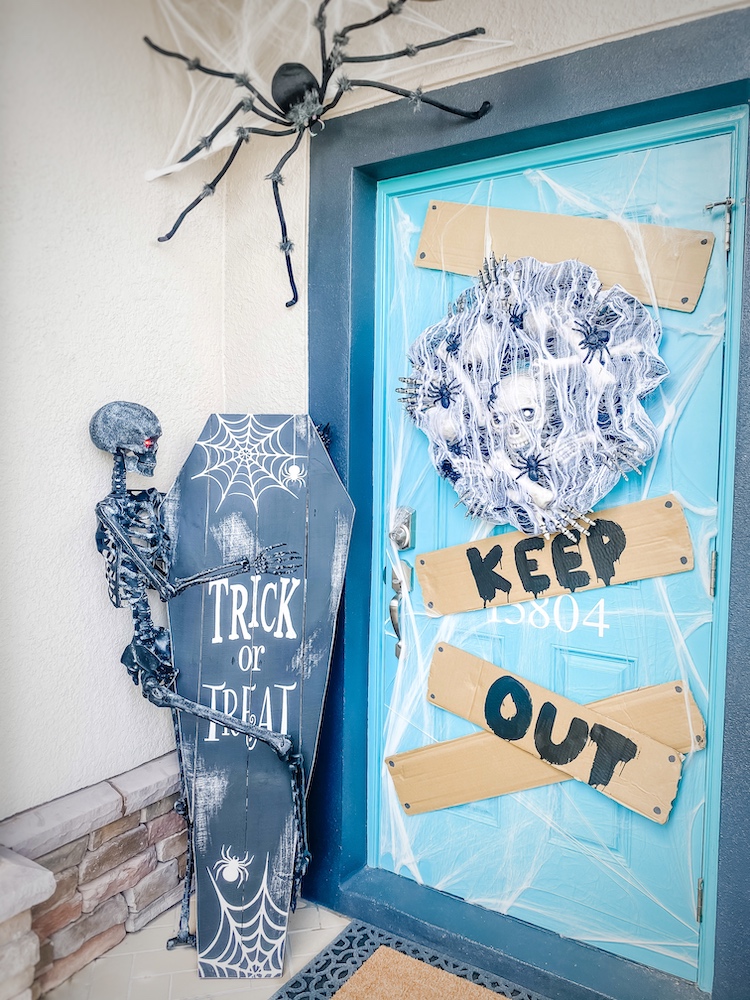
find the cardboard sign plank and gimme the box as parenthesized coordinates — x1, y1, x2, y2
(387, 681, 705, 815)
(416, 494, 692, 617)
(166, 415, 353, 978)
(427, 645, 683, 822)
(415, 200, 714, 313)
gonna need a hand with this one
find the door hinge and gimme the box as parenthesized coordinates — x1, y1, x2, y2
(709, 549, 717, 599)
(696, 877, 705, 923)
(705, 198, 734, 256)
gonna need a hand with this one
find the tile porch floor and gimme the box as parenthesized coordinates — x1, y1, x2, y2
(46, 900, 350, 1000)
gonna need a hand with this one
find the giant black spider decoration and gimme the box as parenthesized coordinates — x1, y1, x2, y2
(145, 0, 491, 307)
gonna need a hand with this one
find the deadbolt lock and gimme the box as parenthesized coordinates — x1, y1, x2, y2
(389, 506, 415, 551)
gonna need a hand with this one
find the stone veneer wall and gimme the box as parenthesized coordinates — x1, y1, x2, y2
(0, 752, 186, 998)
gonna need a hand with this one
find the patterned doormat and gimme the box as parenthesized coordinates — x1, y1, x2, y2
(269, 921, 553, 1000)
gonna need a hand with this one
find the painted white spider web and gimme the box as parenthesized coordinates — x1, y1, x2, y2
(193, 415, 306, 513)
(199, 853, 288, 977)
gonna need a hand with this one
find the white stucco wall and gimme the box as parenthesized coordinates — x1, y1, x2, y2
(1, 0, 745, 819)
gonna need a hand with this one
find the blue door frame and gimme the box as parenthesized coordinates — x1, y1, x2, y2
(306, 12, 750, 1000)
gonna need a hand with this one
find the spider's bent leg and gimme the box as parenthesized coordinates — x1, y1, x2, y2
(158, 127, 296, 242)
(176, 100, 290, 166)
(144, 37, 284, 119)
(266, 130, 305, 308)
(337, 2, 405, 39)
(340, 26, 487, 66)
(348, 78, 490, 120)
(177, 101, 246, 165)
(144, 36, 237, 79)
(158, 137, 244, 242)
(328, 0, 407, 78)
(315, 0, 336, 74)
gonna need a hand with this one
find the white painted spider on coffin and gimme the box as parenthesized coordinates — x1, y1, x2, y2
(144, 0, 491, 307)
(214, 846, 254, 885)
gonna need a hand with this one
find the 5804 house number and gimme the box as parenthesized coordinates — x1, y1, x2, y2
(488, 595, 609, 637)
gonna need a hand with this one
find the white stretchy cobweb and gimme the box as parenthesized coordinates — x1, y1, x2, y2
(402, 257, 668, 535)
(193, 414, 306, 512)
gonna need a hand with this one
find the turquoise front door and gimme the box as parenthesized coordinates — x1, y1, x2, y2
(366, 108, 747, 988)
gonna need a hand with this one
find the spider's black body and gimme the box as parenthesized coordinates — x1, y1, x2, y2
(438, 458, 460, 483)
(513, 451, 549, 484)
(444, 327, 462, 356)
(145, 1, 491, 307)
(424, 377, 460, 409)
(272, 62, 322, 115)
(575, 316, 613, 365)
(508, 304, 526, 330)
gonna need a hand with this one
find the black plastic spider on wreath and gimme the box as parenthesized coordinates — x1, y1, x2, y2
(144, 0, 491, 307)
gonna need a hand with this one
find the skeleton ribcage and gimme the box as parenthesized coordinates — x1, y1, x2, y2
(96, 493, 169, 607)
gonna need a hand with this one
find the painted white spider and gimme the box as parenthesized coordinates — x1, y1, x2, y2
(213, 846, 254, 885)
(282, 460, 307, 487)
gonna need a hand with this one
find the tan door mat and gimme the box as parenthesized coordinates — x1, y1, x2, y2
(332, 946, 508, 999)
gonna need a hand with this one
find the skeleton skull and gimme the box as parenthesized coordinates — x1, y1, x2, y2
(491, 373, 546, 453)
(89, 401, 162, 476)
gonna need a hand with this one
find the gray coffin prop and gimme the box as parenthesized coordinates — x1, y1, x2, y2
(164, 414, 354, 978)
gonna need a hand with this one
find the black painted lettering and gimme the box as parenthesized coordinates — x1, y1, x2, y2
(588, 723, 637, 787)
(484, 676, 533, 741)
(534, 702, 589, 765)
(467, 545, 512, 607)
(551, 530, 590, 592)
(514, 536, 551, 597)
(586, 519, 626, 586)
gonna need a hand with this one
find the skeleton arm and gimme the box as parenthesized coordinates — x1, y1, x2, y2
(96, 500, 299, 600)
(150, 683, 293, 759)
(172, 544, 302, 594)
(171, 561, 252, 595)
(124, 641, 292, 757)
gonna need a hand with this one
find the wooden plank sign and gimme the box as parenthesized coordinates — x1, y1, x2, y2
(414, 200, 714, 313)
(425, 645, 684, 823)
(416, 494, 693, 617)
(387, 681, 705, 815)
(165, 415, 354, 978)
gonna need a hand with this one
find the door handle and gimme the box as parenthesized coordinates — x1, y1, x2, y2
(388, 560, 412, 659)
(389, 595, 402, 658)
(389, 595, 401, 641)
